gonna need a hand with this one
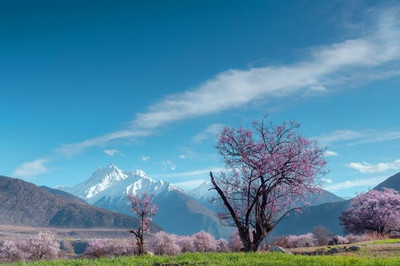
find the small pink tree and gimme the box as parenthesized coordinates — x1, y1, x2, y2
(339, 188, 400, 235)
(176, 235, 195, 253)
(127, 192, 158, 255)
(27, 231, 60, 260)
(210, 116, 327, 251)
(150, 232, 181, 256)
(192, 231, 217, 252)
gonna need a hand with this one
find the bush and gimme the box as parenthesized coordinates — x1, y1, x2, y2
(344, 234, 368, 243)
(313, 226, 334, 246)
(84, 239, 134, 258)
(0, 231, 60, 262)
(216, 238, 230, 252)
(286, 233, 316, 248)
(192, 231, 217, 252)
(0, 239, 28, 262)
(176, 235, 195, 253)
(229, 230, 244, 252)
(150, 232, 181, 256)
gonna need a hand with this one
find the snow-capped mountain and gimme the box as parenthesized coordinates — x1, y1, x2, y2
(61, 164, 232, 239)
(187, 181, 218, 210)
(64, 164, 181, 205)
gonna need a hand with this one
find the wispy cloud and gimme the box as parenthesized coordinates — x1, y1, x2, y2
(13, 159, 50, 179)
(346, 159, 400, 174)
(324, 175, 388, 192)
(104, 149, 124, 156)
(161, 160, 176, 171)
(316, 129, 400, 146)
(324, 150, 338, 157)
(157, 167, 224, 178)
(193, 124, 225, 143)
(141, 155, 150, 162)
(316, 130, 363, 145)
(14, 9, 400, 178)
(178, 154, 186, 159)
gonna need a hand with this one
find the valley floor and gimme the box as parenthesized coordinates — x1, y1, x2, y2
(5, 241, 400, 266)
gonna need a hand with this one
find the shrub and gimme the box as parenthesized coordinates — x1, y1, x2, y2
(28, 231, 60, 260)
(192, 231, 217, 252)
(345, 234, 369, 243)
(229, 230, 244, 252)
(286, 233, 316, 248)
(84, 239, 134, 258)
(150, 232, 181, 256)
(176, 235, 194, 253)
(313, 226, 334, 246)
(335, 235, 349, 244)
(216, 238, 230, 252)
(0, 231, 60, 262)
(0, 239, 28, 262)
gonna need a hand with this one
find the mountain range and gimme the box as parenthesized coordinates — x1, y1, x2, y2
(61, 164, 233, 239)
(272, 171, 400, 236)
(0, 175, 161, 232)
(60, 164, 344, 239)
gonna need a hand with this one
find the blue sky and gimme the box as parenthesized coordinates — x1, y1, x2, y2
(1, 0, 400, 198)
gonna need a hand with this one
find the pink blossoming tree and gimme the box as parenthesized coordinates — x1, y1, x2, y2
(339, 188, 400, 234)
(210, 116, 327, 251)
(127, 192, 158, 255)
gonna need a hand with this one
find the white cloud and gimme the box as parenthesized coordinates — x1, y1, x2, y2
(13, 159, 50, 178)
(324, 150, 338, 157)
(15, 9, 400, 177)
(193, 124, 225, 143)
(316, 130, 363, 145)
(324, 175, 388, 192)
(104, 149, 124, 156)
(141, 155, 150, 162)
(321, 178, 333, 184)
(348, 130, 400, 146)
(346, 159, 400, 173)
(317, 129, 400, 146)
(161, 160, 176, 171)
(178, 154, 186, 159)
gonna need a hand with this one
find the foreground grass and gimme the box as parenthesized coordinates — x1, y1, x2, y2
(7, 252, 400, 266)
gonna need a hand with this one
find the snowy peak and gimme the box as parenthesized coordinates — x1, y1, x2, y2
(188, 181, 216, 201)
(62, 164, 182, 202)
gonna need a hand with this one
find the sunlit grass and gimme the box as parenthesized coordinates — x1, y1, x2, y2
(7, 252, 400, 266)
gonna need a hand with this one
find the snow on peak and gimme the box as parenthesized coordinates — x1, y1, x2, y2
(187, 181, 215, 200)
(62, 164, 182, 202)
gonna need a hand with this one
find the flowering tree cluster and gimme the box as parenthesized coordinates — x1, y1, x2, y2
(268, 233, 371, 249)
(0, 231, 60, 262)
(148, 230, 229, 255)
(127, 192, 158, 255)
(210, 116, 327, 251)
(312, 226, 334, 246)
(84, 239, 135, 258)
(339, 188, 400, 234)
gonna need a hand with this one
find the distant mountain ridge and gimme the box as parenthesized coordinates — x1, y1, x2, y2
(61, 164, 233, 239)
(272, 171, 400, 236)
(0, 175, 161, 232)
(187, 181, 344, 211)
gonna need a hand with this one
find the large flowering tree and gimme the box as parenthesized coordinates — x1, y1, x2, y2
(339, 188, 400, 234)
(127, 192, 158, 255)
(210, 116, 327, 251)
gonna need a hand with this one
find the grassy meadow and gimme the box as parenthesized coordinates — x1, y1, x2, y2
(5, 239, 400, 266)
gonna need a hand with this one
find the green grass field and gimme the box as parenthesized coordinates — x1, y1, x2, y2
(5, 252, 400, 266)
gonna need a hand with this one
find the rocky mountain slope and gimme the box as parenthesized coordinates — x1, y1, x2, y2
(0, 175, 161, 232)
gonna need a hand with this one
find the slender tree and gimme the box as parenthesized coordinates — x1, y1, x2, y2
(339, 188, 400, 234)
(210, 116, 327, 251)
(127, 192, 158, 255)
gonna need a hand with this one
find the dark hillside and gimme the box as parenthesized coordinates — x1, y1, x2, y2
(0, 175, 161, 231)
